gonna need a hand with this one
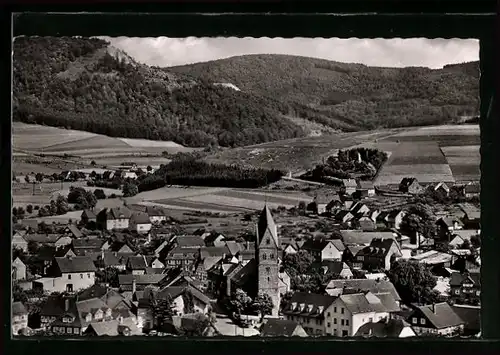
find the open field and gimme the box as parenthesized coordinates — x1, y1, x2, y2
(127, 186, 315, 213)
(13, 122, 196, 158)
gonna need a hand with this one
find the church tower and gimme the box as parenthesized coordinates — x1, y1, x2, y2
(255, 205, 280, 317)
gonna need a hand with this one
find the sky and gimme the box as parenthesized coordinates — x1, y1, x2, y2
(100, 37, 479, 69)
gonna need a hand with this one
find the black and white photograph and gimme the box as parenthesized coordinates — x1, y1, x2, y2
(11, 35, 481, 338)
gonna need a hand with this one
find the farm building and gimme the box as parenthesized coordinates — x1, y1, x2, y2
(145, 206, 167, 224)
(312, 193, 339, 215)
(97, 207, 132, 231)
(129, 212, 152, 234)
(462, 183, 480, 198)
(398, 178, 423, 194)
(356, 181, 376, 197)
(342, 179, 358, 195)
(429, 182, 451, 196)
(81, 209, 97, 225)
(449, 230, 480, 248)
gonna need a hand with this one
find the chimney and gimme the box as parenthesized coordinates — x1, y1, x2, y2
(132, 279, 137, 294)
(65, 298, 70, 312)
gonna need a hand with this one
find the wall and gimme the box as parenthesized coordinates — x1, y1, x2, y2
(137, 307, 153, 330)
(284, 304, 335, 336)
(172, 295, 186, 316)
(36, 272, 95, 293)
(351, 312, 389, 336)
(149, 216, 166, 224)
(321, 244, 342, 261)
(12, 262, 27, 281)
(132, 270, 146, 276)
(106, 218, 129, 231)
(399, 326, 416, 337)
(12, 314, 28, 335)
(339, 268, 353, 279)
(292, 325, 309, 337)
(131, 222, 152, 234)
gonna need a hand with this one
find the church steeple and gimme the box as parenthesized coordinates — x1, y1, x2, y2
(256, 205, 279, 249)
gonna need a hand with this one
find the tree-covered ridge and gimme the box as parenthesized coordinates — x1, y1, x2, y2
(169, 54, 480, 129)
(13, 37, 305, 147)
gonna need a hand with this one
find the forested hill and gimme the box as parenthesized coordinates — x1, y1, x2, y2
(169, 54, 480, 129)
(13, 37, 306, 148)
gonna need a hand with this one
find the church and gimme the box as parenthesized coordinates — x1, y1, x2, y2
(221, 205, 289, 317)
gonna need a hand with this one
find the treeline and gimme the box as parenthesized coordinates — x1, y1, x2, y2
(13, 37, 305, 148)
(302, 147, 388, 182)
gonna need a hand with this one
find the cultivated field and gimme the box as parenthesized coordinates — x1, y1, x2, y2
(13, 122, 196, 157)
(127, 186, 315, 213)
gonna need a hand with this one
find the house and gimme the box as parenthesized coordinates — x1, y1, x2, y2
(325, 197, 344, 214)
(24, 233, 66, 247)
(301, 238, 344, 262)
(340, 230, 397, 246)
(449, 230, 479, 248)
(459, 205, 481, 229)
(399, 178, 422, 194)
(129, 212, 152, 234)
(386, 210, 406, 230)
(436, 217, 464, 238)
(342, 179, 358, 196)
(164, 247, 199, 273)
(282, 292, 337, 336)
(118, 274, 167, 292)
(96, 207, 132, 231)
(35, 256, 97, 293)
(429, 182, 450, 196)
(449, 272, 481, 305)
(354, 318, 416, 338)
(174, 235, 205, 249)
(450, 304, 481, 336)
(95, 251, 126, 271)
(203, 232, 226, 247)
(12, 257, 27, 281)
(354, 238, 402, 271)
(350, 202, 371, 218)
(126, 256, 148, 275)
(329, 291, 401, 337)
(313, 193, 339, 215)
(84, 318, 141, 336)
(311, 260, 353, 280)
(325, 279, 401, 304)
(81, 209, 97, 225)
(64, 224, 84, 239)
(462, 183, 480, 199)
(353, 216, 377, 231)
(407, 302, 465, 336)
(410, 250, 452, 268)
(12, 301, 29, 335)
(145, 206, 167, 224)
(194, 256, 223, 286)
(356, 181, 376, 197)
(72, 238, 104, 256)
(12, 230, 29, 252)
(259, 318, 309, 337)
(335, 210, 355, 225)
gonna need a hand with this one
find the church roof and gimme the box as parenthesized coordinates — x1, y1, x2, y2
(257, 206, 279, 248)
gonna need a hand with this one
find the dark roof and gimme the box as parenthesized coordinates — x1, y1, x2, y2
(451, 305, 480, 332)
(41, 295, 78, 317)
(118, 274, 166, 285)
(357, 181, 374, 190)
(357, 238, 398, 258)
(72, 238, 104, 249)
(311, 260, 350, 276)
(158, 285, 210, 305)
(130, 211, 151, 225)
(77, 284, 109, 301)
(355, 318, 411, 337)
(229, 259, 257, 287)
(200, 246, 229, 258)
(24, 234, 61, 244)
(99, 207, 132, 220)
(81, 209, 97, 219)
(145, 206, 165, 217)
(284, 292, 336, 318)
(176, 235, 205, 248)
(358, 218, 377, 231)
(450, 272, 480, 287)
(260, 319, 303, 337)
(326, 279, 401, 301)
(414, 302, 464, 329)
(55, 256, 97, 273)
(339, 292, 393, 314)
(340, 230, 397, 246)
(464, 184, 480, 194)
(335, 210, 354, 222)
(203, 232, 225, 245)
(97, 252, 122, 267)
(167, 247, 199, 259)
(12, 301, 28, 315)
(257, 206, 279, 248)
(127, 256, 148, 270)
(314, 193, 339, 205)
(301, 237, 331, 252)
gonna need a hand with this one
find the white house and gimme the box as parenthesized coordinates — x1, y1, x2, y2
(129, 212, 152, 234)
(145, 206, 167, 224)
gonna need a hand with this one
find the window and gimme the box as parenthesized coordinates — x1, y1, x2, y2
(420, 318, 425, 325)
(341, 319, 344, 326)
(66, 284, 73, 293)
(68, 274, 72, 280)
(334, 307, 337, 313)
(369, 317, 373, 322)
(357, 256, 364, 261)
(67, 327, 72, 334)
(87, 273, 91, 278)
(346, 319, 349, 326)
(266, 267, 270, 274)
(412, 317, 418, 324)
(342, 330, 348, 337)
(266, 239, 270, 245)
(327, 322, 331, 328)
(341, 308, 345, 314)
(80, 274, 83, 279)
(74, 328, 80, 335)
(334, 318, 337, 324)
(327, 312, 331, 317)
(333, 329, 337, 335)
(270, 254, 275, 259)
(267, 277, 270, 282)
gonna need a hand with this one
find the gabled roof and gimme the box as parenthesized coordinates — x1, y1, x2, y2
(449, 272, 480, 287)
(23, 234, 61, 244)
(464, 184, 480, 194)
(342, 179, 357, 188)
(399, 177, 419, 187)
(175, 235, 205, 248)
(311, 260, 350, 276)
(81, 209, 97, 219)
(301, 237, 332, 252)
(73, 238, 104, 249)
(130, 211, 151, 225)
(55, 256, 97, 273)
(325, 278, 401, 301)
(260, 319, 303, 337)
(339, 292, 391, 314)
(66, 224, 83, 238)
(357, 238, 401, 258)
(127, 256, 148, 270)
(100, 207, 132, 220)
(257, 206, 279, 248)
(340, 230, 397, 246)
(225, 241, 244, 256)
(78, 284, 109, 301)
(414, 302, 464, 329)
(145, 205, 166, 217)
(357, 181, 374, 189)
(200, 246, 229, 258)
(118, 274, 166, 286)
(158, 285, 210, 305)
(450, 305, 480, 332)
(330, 239, 346, 252)
(229, 259, 257, 287)
(86, 318, 141, 336)
(12, 301, 28, 315)
(283, 292, 336, 318)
